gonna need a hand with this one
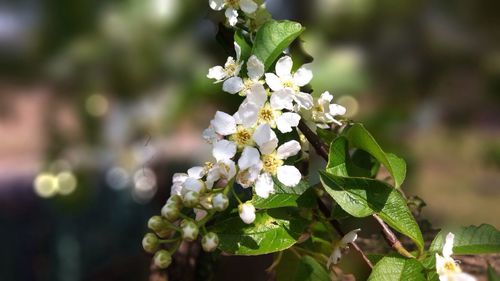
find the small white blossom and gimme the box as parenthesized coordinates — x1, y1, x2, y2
(327, 229, 360, 268)
(223, 55, 265, 95)
(209, 0, 258, 26)
(207, 42, 243, 92)
(239, 201, 256, 224)
(205, 159, 237, 188)
(265, 56, 314, 110)
(235, 88, 300, 133)
(202, 232, 219, 252)
(312, 91, 346, 128)
(237, 124, 302, 198)
(435, 233, 476, 281)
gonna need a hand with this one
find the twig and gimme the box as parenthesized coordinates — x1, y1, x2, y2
(298, 120, 414, 260)
(317, 198, 373, 269)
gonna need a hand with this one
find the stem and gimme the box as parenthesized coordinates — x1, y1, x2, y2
(317, 198, 374, 269)
(297, 121, 329, 160)
(298, 120, 415, 261)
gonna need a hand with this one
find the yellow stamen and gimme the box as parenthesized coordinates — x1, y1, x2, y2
(258, 104, 275, 124)
(230, 126, 253, 148)
(261, 153, 283, 175)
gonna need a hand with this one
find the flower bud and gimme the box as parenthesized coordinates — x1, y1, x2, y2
(182, 191, 200, 208)
(148, 215, 168, 233)
(181, 177, 205, 196)
(238, 201, 256, 224)
(153, 249, 172, 269)
(161, 202, 179, 221)
(212, 193, 229, 212)
(201, 232, 219, 252)
(180, 219, 199, 241)
(142, 233, 159, 254)
(167, 195, 183, 208)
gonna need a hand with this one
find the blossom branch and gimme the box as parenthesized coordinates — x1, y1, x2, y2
(298, 119, 415, 259)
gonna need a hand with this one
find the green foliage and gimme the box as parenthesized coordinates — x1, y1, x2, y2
(251, 20, 304, 70)
(346, 124, 406, 188)
(252, 178, 315, 209)
(367, 256, 426, 281)
(276, 252, 330, 281)
(320, 171, 424, 254)
(430, 224, 500, 254)
(211, 208, 307, 255)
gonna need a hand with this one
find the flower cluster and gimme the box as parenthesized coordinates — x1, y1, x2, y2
(142, 8, 346, 270)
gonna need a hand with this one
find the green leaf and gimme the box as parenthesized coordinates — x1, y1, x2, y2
(294, 256, 330, 281)
(326, 136, 380, 178)
(488, 264, 500, 281)
(367, 256, 426, 281)
(234, 30, 252, 62)
(346, 124, 406, 188)
(211, 208, 307, 255)
(319, 171, 424, 253)
(429, 224, 500, 255)
(252, 178, 315, 209)
(275, 251, 329, 281)
(251, 20, 304, 70)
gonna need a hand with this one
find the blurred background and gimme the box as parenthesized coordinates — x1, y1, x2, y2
(0, 0, 499, 280)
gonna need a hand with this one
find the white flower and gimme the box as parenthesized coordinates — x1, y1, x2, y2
(235, 88, 301, 133)
(209, 111, 255, 149)
(209, 0, 258, 26)
(312, 91, 346, 128)
(265, 56, 314, 110)
(435, 233, 476, 281)
(223, 55, 265, 95)
(207, 42, 243, 92)
(205, 159, 237, 188)
(170, 173, 188, 196)
(327, 229, 360, 268)
(237, 124, 302, 198)
(239, 201, 256, 224)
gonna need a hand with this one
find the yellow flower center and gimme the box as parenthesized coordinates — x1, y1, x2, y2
(225, 0, 239, 8)
(231, 126, 253, 147)
(282, 79, 299, 92)
(261, 153, 283, 175)
(443, 261, 460, 273)
(258, 104, 275, 124)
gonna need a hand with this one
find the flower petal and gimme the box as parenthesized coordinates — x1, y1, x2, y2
(237, 102, 259, 127)
(234, 41, 241, 62)
(208, 0, 225, 11)
(443, 232, 454, 258)
(246, 83, 267, 107)
(247, 55, 265, 81)
(239, 0, 258, 14)
(329, 104, 347, 116)
(253, 123, 278, 155)
(207, 65, 226, 81)
(270, 89, 294, 110)
(238, 146, 261, 170)
(187, 166, 205, 179)
(276, 140, 301, 159)
(293, 64, 313, 86)
(212, 111, 237, 135)
(255, 172, 274, 198)
(340, 228, 360, 245)
(276, 112, 300, 133)
(225, 7, 238, 26)
(212, 140, 237, 161)
(265, 73, 284, 91)
(293, 91, 314, 110)
(276, 165, 301, 186)
(328, 248, 342, 267)
(222, 76, 244, 94)
(276, 56, 293, 78)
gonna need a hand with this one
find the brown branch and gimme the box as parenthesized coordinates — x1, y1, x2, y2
(298, 120, 415, 259)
